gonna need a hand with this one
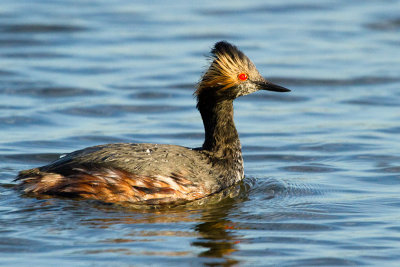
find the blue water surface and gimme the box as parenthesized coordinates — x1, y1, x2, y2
(1, 0, 400, 266)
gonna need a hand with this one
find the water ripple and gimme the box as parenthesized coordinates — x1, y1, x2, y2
(344, 96, 400, 107)
(12, 87, 102, 98)
(272, 76, 400, 86)
(366, 17, 400, 31)
(60, 104, 189, 117)
(0, 116, 51, 127)
(281, 164, 341, 173)
(198, 3, 331, 16)
(245, 154, 332, 163)
(0, 23, 86, 33)
(0, 153, 60, 165)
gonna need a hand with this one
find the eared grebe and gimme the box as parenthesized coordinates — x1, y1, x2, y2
(16, 41, 290, 205)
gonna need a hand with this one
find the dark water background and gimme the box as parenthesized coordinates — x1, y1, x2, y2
(1, 0, 400, 266)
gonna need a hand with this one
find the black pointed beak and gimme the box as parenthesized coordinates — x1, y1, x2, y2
(255, 80, 290, 92)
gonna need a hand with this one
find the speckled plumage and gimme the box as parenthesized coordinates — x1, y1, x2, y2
(16, 41, 290, 205)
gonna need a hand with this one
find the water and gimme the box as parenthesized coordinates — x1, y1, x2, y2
(1, 0, 400, 265)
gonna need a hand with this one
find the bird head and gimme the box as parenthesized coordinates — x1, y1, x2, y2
(196, 41, 290, 101)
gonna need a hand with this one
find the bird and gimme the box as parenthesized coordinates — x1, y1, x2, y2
(15, 41, 290, 205)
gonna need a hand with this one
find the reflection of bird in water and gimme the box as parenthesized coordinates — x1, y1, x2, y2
(80, 182, 249, 264)
(192, 184, 248, 264)
(16, 41, 290, 205)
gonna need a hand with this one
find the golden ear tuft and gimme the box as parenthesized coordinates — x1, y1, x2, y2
(196, 41, 255, 96)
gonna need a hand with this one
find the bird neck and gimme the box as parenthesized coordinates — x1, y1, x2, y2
(197, 95, 241, 157)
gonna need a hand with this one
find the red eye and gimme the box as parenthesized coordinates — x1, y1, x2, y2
(238, 73, 248, 81)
